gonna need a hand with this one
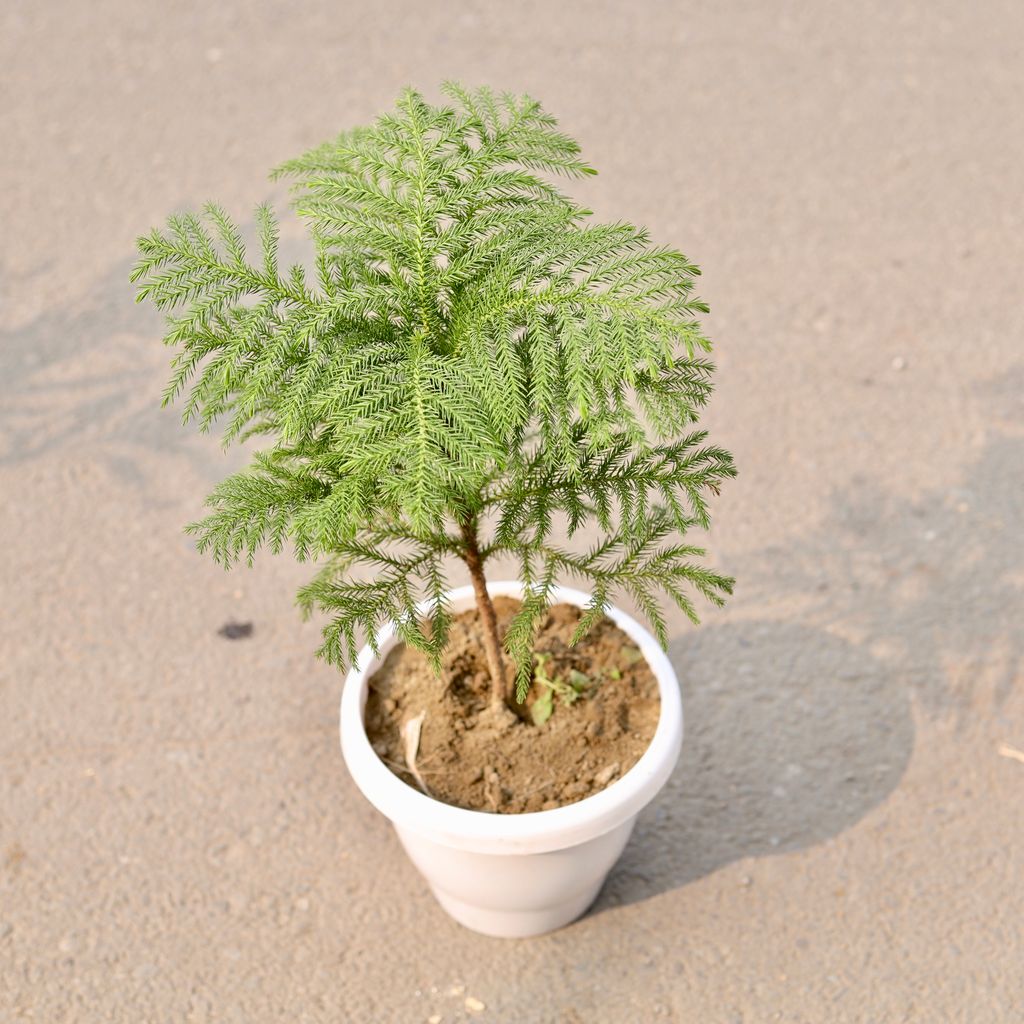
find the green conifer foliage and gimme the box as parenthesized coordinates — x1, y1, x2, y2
(132, 84, 736, 706)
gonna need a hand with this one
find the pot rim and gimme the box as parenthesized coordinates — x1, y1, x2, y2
(339, 581, 683, 855)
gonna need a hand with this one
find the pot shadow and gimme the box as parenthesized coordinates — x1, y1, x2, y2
(589, 370, 1023, 914)
(592, 619, 913, 909)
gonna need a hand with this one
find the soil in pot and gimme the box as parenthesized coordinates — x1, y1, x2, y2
(364, 598, 660, 813)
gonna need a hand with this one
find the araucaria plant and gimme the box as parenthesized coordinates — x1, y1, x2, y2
(132, 84, 736, 709)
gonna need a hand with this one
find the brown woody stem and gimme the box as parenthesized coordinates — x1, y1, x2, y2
(458, 516, 508, 707)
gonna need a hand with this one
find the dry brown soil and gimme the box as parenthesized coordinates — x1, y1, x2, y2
(364, 598, 660, 813)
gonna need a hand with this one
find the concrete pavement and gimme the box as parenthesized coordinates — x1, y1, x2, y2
(2, 2, 1022, 1020)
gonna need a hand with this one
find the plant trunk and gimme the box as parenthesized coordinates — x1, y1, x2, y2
(458, 517, 508, 707)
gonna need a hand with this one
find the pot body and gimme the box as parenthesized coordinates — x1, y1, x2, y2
(339, 582, 683, 938)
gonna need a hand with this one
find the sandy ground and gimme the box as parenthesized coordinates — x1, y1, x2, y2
(2, 2, 1022, 1021)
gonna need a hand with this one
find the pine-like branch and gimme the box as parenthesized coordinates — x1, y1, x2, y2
(134, 84, 736, 700)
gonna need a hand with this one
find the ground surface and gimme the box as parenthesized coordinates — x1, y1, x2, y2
(1, 2, 1022, 1021)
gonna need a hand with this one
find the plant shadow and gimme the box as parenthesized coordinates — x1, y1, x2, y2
(0, 211, 302, 495)
(589, 374, 1023, 914)
(0, 257, 223, 497)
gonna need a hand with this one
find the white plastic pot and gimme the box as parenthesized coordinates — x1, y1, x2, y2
(339, 581, 683, 937)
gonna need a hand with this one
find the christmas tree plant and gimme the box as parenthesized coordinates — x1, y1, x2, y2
(131, 84, 736, 709)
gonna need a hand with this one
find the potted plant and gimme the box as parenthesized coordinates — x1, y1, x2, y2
(132, 84, 735, 937)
